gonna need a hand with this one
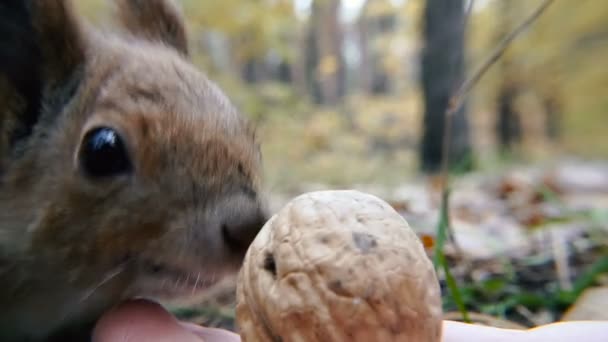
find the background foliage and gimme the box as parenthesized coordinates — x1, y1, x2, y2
(74, 0, 607, 190)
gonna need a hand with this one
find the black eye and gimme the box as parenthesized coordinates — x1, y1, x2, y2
(79, 127, 132, 178)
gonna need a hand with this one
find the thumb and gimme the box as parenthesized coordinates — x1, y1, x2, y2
(92, 299, 205, 342)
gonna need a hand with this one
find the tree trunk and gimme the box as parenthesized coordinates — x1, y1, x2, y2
(494, 1, 523, 155)
(304, 17, 322, 103)
(308, 0, 345, 105)
(356, 1, 373, 94)
(496, 77, 522, 154)
(357, 0, 395, 96)
(241, 58, 266, 84)
(293, 23, 311, 97)
(276, 59, 292, 84)
(420, 0, 472, 173)
(543, 90, 562, 141)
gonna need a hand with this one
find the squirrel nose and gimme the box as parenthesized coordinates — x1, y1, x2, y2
(221, 204, 268, 253)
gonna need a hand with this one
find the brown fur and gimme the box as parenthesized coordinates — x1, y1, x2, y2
(115, 0, 190, 55)
(0, 0, 266, 340)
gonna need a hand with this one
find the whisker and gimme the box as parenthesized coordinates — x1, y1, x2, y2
(56, 262, 129, 325)
(174, 276, 180, 291)
(192, 272, 201, 296)
(79, 264, 126, 304)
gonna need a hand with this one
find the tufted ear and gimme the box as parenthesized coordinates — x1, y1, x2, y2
(114, 0, 189, 56)
(29, 0, 86, 87)
(0, 0, 85, 169)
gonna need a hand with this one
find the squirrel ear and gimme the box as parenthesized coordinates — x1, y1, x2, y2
(0, 0, 85, 164)
(30, 0, 86, 87)
(114, 0, 190, 56)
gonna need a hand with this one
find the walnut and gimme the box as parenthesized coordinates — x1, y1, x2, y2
(236, 190, 442, 341)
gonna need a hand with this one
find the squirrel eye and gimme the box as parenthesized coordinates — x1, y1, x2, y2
(79, 127, 132, 178)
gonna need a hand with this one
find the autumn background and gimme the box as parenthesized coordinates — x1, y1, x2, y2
(78, 0, 607, 331)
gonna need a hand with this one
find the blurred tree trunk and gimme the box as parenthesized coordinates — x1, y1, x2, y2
(496, 74, 522, 154)
(241, 55, 292, 85)
(241, 58, 266, 84)
(304, 18, 322, 103)
(542, 86, 562, 141)
(307, 0, 345, 105)
(276, 59, 292, 83)
(293, 24, 311, 97)
(495, 1, 522, 155)
(357, 0, 373, 94)
(357, 0, 395, 95)
(420, 0, 472, 173)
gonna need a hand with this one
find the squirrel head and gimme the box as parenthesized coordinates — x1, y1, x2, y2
(0, 0, 267, 338)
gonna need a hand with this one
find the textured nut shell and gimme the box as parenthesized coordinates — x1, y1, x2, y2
(236, 190, 442, 342)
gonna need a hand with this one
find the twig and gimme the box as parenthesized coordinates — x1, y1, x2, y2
(447, 0, 556, 117)
(551, 229, 573, 291)
(433, 0, 556, 323)
(439, 0, 476, 178)
(438, 0, 555, 244)
(438, 0, 476, 251)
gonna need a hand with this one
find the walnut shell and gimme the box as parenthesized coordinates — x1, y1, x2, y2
(236, 190, 442, 342)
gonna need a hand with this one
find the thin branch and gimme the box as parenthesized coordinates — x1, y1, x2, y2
(436, 0, 477, 251)
(436, 0, 555, 259)
(447, 0, 556, 116)
(439, 0, 476, 179)
(433, 0, 555, 323)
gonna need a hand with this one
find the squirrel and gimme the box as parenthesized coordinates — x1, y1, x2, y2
(0, 0, 267, 340)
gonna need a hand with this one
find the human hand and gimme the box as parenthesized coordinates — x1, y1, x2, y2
(92, 299, 240, 342)
(92, 299, 608, 342)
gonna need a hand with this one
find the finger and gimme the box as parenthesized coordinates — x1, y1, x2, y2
(180, 322, 242, 342)
(92, 299, 205, 342)
(442, 320, 524, 342)
(525, 321, 608, 342)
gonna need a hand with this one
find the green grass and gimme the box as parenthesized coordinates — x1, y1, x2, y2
(433, 189, 471, 323)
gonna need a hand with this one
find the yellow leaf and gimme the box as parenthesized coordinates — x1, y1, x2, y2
(318, 55, 338, 76)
